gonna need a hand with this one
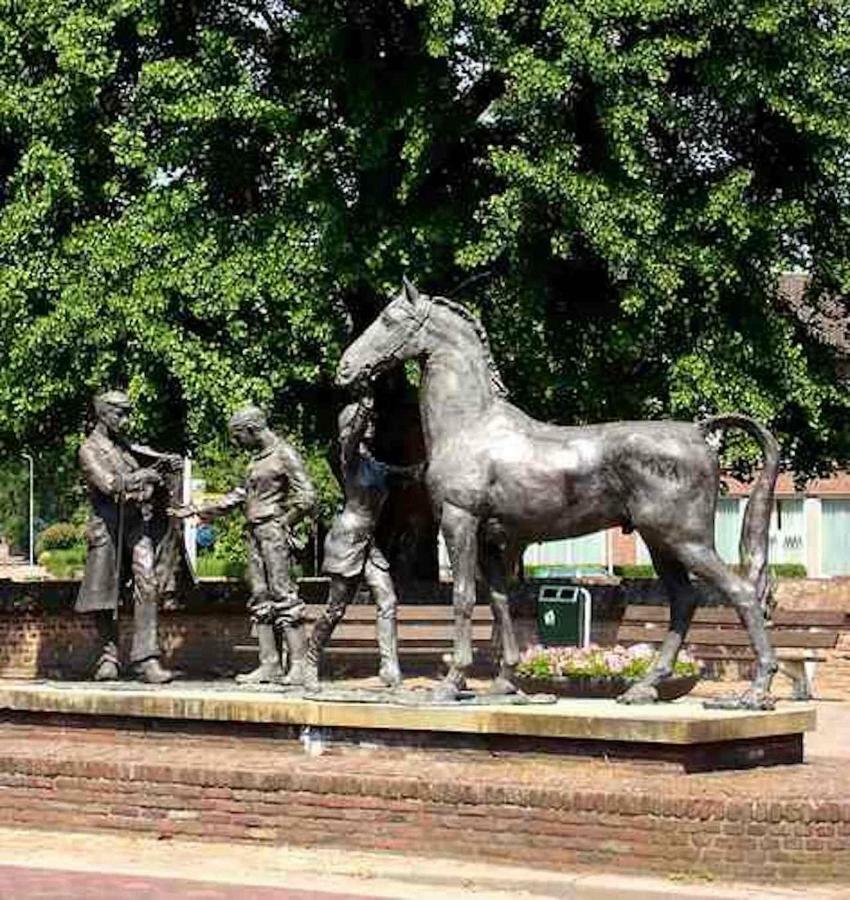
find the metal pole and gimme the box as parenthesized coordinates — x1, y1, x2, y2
(579, 587, 592, 648)
(21, 453, 33, 567)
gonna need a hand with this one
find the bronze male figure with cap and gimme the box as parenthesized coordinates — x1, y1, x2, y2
(172, 406, 317, 685)
(76, 390, 187, 683)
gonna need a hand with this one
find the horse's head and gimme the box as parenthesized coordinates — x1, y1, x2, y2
(336, 278, 431, 388)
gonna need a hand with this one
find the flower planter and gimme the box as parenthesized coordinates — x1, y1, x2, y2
(516, 673, 699, 701)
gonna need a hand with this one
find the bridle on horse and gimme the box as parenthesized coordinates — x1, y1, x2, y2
(371, 293, 435, 376)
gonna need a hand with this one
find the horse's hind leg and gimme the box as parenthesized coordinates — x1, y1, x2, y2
(669, 540, 777, 710)
(619, 547, 699, 705)
(434, 501, 479, 702)
(482, 540, 521, 695)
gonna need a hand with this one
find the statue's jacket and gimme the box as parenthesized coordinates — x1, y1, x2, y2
(199, 438, 315, 529)
(75, 430, 191, 613)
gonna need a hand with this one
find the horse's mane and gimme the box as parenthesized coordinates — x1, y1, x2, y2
(431, 295, 509, 398)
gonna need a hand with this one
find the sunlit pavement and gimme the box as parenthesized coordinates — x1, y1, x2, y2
(0, 826, 849, 900)
(0, 865, 372, 899)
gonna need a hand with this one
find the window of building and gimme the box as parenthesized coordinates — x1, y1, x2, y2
(524, 532, 607, 570)
(821, 499, 850, 576)
(768, 498, 805, 567)
(635, 496, 805, 568)
(714, 497, 742, 564)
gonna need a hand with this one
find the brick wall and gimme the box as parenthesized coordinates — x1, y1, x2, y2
(775, 578, 850, 612)
(0, 610, 254, 680)
(0, 721, 846, 883)
(611, 529, 637, 566)
(1, 576, 848, 693)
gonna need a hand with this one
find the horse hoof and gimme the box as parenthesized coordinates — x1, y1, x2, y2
(488, 676, 519, 696)
(617, 683, 659, 705)
(704, 691, 776, 711)
(432, 680, 461, 702)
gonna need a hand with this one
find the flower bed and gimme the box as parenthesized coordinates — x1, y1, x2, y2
(515, 643, 701, 700)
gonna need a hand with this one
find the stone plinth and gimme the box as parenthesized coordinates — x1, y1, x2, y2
(0, 681, 815, 772)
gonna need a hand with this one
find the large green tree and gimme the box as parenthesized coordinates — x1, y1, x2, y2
(1, 0, 849, 490)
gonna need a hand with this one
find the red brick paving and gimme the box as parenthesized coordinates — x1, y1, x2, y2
(0, 865, 374, 899)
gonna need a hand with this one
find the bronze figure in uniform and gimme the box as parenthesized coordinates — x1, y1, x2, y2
(173, 406, 316, 685)
(76, 390, 187, 683)
(305, 394, 420, 690)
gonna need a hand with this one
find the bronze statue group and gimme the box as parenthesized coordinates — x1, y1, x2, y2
(77, 388, 406, 693)
(75, 280, 783, 710)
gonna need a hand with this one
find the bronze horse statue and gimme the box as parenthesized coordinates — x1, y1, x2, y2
(337, 280, 780, 709)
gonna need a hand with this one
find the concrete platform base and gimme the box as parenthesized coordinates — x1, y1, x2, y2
(0, 679, 816, 772)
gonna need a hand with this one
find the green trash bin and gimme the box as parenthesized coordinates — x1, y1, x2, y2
(536, 584, 590, 646)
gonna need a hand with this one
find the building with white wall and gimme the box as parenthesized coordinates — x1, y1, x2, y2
(437, 472, 850, 579)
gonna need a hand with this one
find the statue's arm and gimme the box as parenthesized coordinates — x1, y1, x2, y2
(195, 485, 247, 519)
(129, 443, 183, 473)
(279, 443, 317, 528)
(79, 443, 122, 497)
(340, 400, 372, 473)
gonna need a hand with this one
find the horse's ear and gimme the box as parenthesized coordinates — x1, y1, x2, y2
(401, 276, 419, 305)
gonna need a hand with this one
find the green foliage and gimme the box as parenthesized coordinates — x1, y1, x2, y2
(0, 0, 849, 485)
(616, 562, 806, 578)
(197, 511, 248, 572)
(36, 521, 84, 554)
(614, 564, 657, 579)
(769, 563, 807, 579)
(195, 554, 246, 579)
(524, 562, 608, 577)
(517, 643, 701, 679)
(0, 461, 27, 549)
(38, 546, 87, 578)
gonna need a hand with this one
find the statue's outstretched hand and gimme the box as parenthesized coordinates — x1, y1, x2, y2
(168, 504, 197, 519)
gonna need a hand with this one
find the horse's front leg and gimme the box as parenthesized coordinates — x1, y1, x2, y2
(434, 502, 478, 702)
(482, 540, 520, 695)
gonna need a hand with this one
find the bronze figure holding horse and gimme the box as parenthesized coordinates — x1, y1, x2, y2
(337, 280, 779, 709)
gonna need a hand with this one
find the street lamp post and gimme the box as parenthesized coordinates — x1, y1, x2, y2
(21, 453, 33, 568)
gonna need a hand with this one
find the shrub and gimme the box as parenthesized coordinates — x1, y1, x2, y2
(516, 643, 701, 680)
(769, 563, 807, 578)
(195, 555, 246, 579)
(36, 522, 84, 555)
(38, 546, 87, 578)
(613, 564, 656, 578)
(524, 563, 608, 578)
(616, 562, 806, 579)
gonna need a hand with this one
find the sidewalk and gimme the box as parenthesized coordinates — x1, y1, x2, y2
(0, 827, 848, 900)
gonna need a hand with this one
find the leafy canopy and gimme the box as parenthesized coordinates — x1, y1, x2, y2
(0, 0, 849, 493)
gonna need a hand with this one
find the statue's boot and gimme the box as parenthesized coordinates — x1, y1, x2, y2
(236, 624, 285, 684)
(93, 653, 119, 682)
(133, 657, 174, 684)
(376, 615, 402, 688)
(280, 623, 309, 686)
(93, 613, 119, 681)
(303, 613, 338, 692)
(303, 645, 320, 693)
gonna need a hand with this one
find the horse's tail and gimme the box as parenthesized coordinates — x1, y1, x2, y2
(698, 414, 781, 617)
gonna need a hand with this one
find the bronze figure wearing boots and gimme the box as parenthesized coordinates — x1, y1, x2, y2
(172, 406, 316, 685)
